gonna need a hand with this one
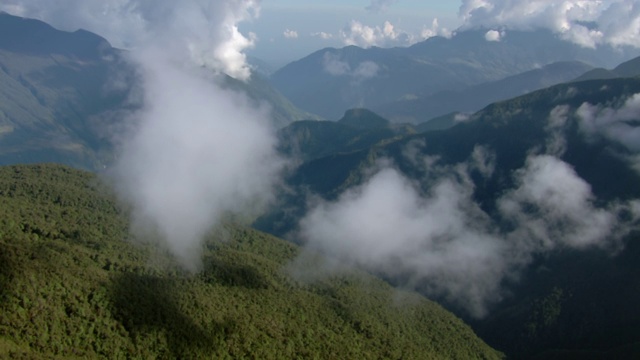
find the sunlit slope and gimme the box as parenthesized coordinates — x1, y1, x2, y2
(0, 164, 501, 359)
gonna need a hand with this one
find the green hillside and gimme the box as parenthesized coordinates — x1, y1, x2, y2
(0, 164, 501, 359)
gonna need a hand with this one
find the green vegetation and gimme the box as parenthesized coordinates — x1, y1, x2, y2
(0, 164, 501, 359)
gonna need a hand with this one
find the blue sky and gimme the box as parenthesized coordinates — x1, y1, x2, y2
(242, 1, 462, 67)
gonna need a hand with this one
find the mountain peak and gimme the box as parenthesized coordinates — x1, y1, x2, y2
(338, 108, 390, 129)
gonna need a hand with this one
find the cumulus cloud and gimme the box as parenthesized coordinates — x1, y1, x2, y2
(577, 93, 640, 151)
(283, 28, 298, 39)
(420, 18, 453, 40)
(459, 0, 640, 48)
(0, 0, 259, 80)
(296, 150, 637, 317)
(340, 20, 413, 48)
(484, 29, 503, 41)
(6, 0, 286, 270)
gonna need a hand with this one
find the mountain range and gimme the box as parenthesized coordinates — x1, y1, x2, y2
(3, 11, 640, 359)
(270, 28, 640, 120)
(258, 74, 640, 358)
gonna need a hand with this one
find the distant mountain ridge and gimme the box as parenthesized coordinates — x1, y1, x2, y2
(0, 11, 113, 59)
(574, 55, 640, 81)
(375, 61, 594, 123)
(271, 28, 640, 120)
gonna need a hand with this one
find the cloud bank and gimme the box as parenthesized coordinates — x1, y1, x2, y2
(577, 93, 640, 151)
(341, 1, 640, 49)
(297, 145, 637, 317)
(340, 19, 450, 48)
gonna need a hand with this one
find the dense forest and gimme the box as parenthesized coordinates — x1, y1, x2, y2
(0, 164, 501, 359)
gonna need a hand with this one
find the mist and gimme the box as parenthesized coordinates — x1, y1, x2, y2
(296, 126, 639, 317)
(5, 0, 286, 270)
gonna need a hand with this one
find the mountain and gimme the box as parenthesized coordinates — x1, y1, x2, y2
(0, 163, 501, 359)
(573, 55, 640, 82)
(221, 72, 321, 128)
(0, 12, 130, 170)
(0, 12, 315, 170)
(375, 61, 594, 123)
(270, 29, 639, 120)
(260, 75, 640, 358)
(278, 109, 414, 162)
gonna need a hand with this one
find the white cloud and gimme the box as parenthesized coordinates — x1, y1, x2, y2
(283, 28, 298, 39)
(459, 0, 640, 48)
(340, 20, 414, 48)
(577, 93, 640, 151)
(545, 105, 571, 156)
(298, 164, 508, 317)
(113, 50, 284, 269)
(311, 31, 333, 40)
(296, 151, 638, 317)
(499, 155, 618, 250)
(484, 29, 502, 41)
(421, 18, 453, 40)
(322, 52, 380, 80)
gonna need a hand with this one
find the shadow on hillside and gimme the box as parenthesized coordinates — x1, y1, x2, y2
(0, 247, 12, 304)
(201, 255, 271, 289)
(109, 273, 230, 358)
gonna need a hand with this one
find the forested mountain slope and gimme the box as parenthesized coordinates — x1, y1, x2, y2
(0, 164, 501, 359)
(261, 76, 640, 358)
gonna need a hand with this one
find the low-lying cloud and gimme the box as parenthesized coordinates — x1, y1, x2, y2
(297, 144, 638, 317)
(577, 93, 640, 151)
(322, 52, 380, 81)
